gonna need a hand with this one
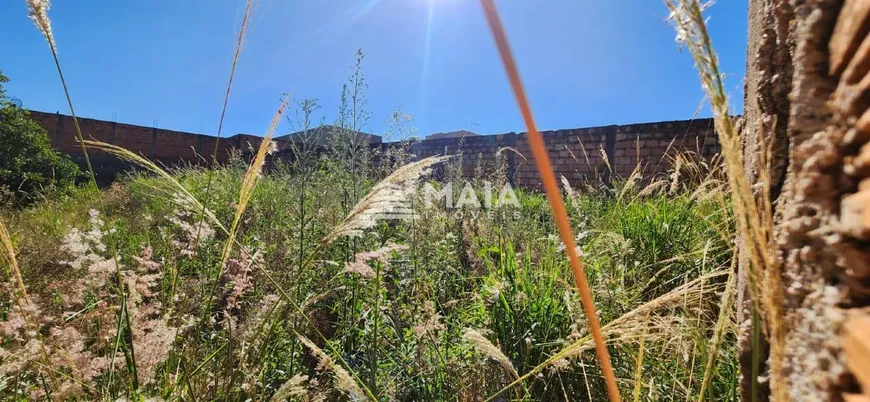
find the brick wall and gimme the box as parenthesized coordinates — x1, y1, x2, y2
(404, 118, 719, 188)
(29, 110, 266, 183)
(29, 109, 719, 187)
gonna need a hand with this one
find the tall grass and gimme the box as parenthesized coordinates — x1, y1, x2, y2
(665, 1, 784, 400)
(193, 0, 256, 255)
(2, 1, 745, 400)
(0, 147, 739, 400)
(25, 0, 139, 392)
(216, 96, 287, 283)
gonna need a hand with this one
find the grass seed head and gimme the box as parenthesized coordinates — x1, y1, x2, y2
(25, 0, 55, 50)
(462, 328, 519, 380)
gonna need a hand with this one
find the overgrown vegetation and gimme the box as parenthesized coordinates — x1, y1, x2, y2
(0, 0, 747, 400)
(0, 70, 80, 206)
(0, 147, 738, 401)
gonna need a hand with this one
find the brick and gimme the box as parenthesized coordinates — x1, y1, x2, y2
(30, 110, 720, 189)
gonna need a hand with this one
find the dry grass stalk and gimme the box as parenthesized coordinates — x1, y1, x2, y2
(632, 313, 649, 402)
(636, 179, 668, 198)
(576, 137, 593, 171)
(214, 0, 255, 153)
(664, 0, 786, 399)
(563, 270, 725, 357)
(598, 144, 612, 173)
(217, 96, 287, 276)
(635, 134, 642, 166)
(617, 163, 644, 201)
(192, 0, 257, 252)
(23, 1, 139, 388)
(270, 374, 310, 402)
(26, 0, 99, 188)
(296, 334, 370, 401)
(25, 0, 54, 51)
(496, 147, 527, 184)
(670, 153, 684, 194)
(560, 175, 575, 200)
(0, 218, 30, 304)
(462, 329, 519, 380)
(496, 146, 527, 161)
(639, 151, 726, 200)
(323, 155, 451, 245)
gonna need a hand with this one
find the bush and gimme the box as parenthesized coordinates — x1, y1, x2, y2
(0, 70, 80, 205)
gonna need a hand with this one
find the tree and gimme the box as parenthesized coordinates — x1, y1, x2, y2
(0, 69, 80, 204)
(739, 1, 869, 401)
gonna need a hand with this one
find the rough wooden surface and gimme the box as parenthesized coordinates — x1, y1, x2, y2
(843, 394, 870, 402)
(843, 314, 870, 395)
(741, 0, 870, 400)
(829, 0, 870, 76)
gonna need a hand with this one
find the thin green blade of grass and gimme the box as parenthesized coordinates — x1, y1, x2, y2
(697, 260, 737, 401)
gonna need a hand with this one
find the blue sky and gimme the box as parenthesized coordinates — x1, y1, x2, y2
(1, 0, 747, 139)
